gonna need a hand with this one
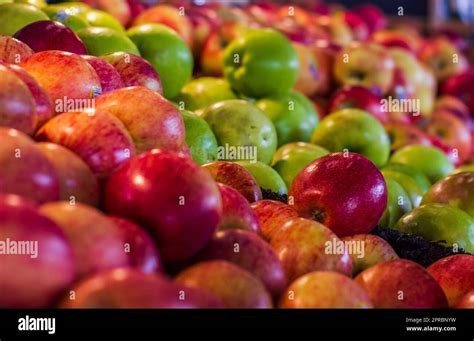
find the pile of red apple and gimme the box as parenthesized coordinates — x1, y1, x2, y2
(0, 0, 473, 309)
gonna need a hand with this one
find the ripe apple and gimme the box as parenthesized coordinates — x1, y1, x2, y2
(36, 110, 135, 179)
(175, 260, 272, 308)
(344, 11, 369, 41)
(355, 259, 448, 308)
(382, 169, 424, 208)
(434, 95, 472, 129)
(311, 41, 336, 96)
(81, 55, 124, 94)
(292, 42, 319, 97)
(14, 20, 87, 54)
(0, 36, 33, 64)
(181, 110, 218, 165)
(327, 85, 388, 124)
(21, 50, 101, 113)
(104, 150, 222, 263)
(333, 43, 395, 96)
(0, 194, 75, 308)
(289, 152, 387, 237)
(279, 271, 373, 308)
(395, 203, 474, 253)
(427, 254, 474, 307)
(313, 13, 354, 47)
(353, 4, 387, 34)
(371, 30, 420, 54)
(0, 128, 60, 204)
(95, 86, 185, 154)
(185, 5, 220, 59)
(108, 216, 163, 274)
(0, 3, 49, 36)
(77, 8, 125, 32)
(384, 122, 432, 152)
(457, 290, 474, 308)
(251, 200, 298, 241)
(270, 218, 352, 282)
(378, 177, 412, 228)
(236, 161, 287, 195)
(311, 109, 390, 167)
(202, 161, 262, 203)
(39, 202, 130, 279)
(127, 23, 193, 99)
(223, 28, 300, 98)
(196, 229, 286, 296)
(88, 0, 131, 27)
(101, 52, 163, 95)
(77, 27, 140, 56)
(202, 100, 277, 165)
(441, 70, 474, 117)
(271, 142, 329, 189)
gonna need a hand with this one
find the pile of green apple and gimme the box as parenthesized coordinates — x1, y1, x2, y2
(0, 0, 473, 309)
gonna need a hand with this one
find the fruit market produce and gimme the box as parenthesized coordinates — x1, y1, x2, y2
(0, 0, 473, 313)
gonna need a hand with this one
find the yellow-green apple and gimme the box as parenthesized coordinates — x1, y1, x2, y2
(270, 218, 352, 282)
(223, 28, 300, 98)
(76, 7, 125, 32)
(21, 50, 101, 113)
(328, 85, 388, 124)
(36, 142, 99, 207)
(292, 42, 319, 97)
(0, 194, 75, 308)
(422, 172, 474, 218)
(202, 161, 262, 203)
(381, 169, 424, 208)
(104, 150, 222, 263)
(95, 86, 185, 154)
(390, 145, 454, 183)
(202, 100, 277, 165)
(355, 259, 448, 308)
(384, 123, 432, 152)
(36, 110, 135, 179)
(289, 152, 387, 237)
(181, 110, 217, 165)
(0, 128, 59, 203)
(342, 234, 398, 275)
(127, 23, 193, 99)
(77, 27, 140, 56)
(353, 4, 387, 34)
(81, 55, 124, 93)
(0, 65, 36, 135)
(271, 142, 329, 189)
(427, 254, 474, 307)
(279, 271, 373, 308)
(86, 0, 131, 27)
(108, 216, 163, 274)
(378, 177, 412, 228)
(383, 162, 431, 193)
(311, 109, 390, 167)
(0, 36, 33, 64)
(216, 183, 259, 234)
(457, 290, 474, 308)
(39, 202, 130, 279)
(333, 43, 395, 96)
(60, 268, 223, 308)
(251, 200, 298, 242)
(14, 20, 87, 54)
(395, 203, 474, 253)
(196, 229, 286, 296)
(175, 260, 272, 308)
(101, 52, 163, 95)
(236, 161, 287, 195)
(441, 70, 474, 117)
(175, 77, 236, 112)
(0, 3, 49, 36)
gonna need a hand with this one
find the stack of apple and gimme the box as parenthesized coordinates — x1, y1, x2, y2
(0, 0, 473, 309)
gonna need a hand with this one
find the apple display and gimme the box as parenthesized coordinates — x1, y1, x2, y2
(251, 200, 298, 241)
(0, 3, 49, 36)
(81, 55, 124, 94)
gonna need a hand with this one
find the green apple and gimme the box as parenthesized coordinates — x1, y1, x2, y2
(202, 99, 277, 165)
(181, 110, 218, 165)
(43, 2, 90, 15)
(236, 161, 287, 195)
(77, 27, 139, 56)
(272, 142, 329, 188)
(383, 163, 431, 193)
(395, 203, 474, 253)
(127, 24, 193, 99)
(14, 0, 46, 8)
(78, 9, 124, 33)
(49, 12, 90, 32)
(452, 164, 474, 175)
(223, 28, 300, 98)
(378, 177, 412, 228)
(382, 169, 424, 207)
(256, 91, 318, 146)
(0, 3, 48, 36)
(176, 77, 236, 112)
(311, 109, 390, 167)
(43, 3, 90, 32)
(390, 145, 454, 183)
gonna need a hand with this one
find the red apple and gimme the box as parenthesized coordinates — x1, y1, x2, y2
(104, 150, 222, 263)
(456, 290, 474, 308)
(343, 11, 369, 41)
(0, 36, 33, 64)
(0, 128, 60, 204)
(354, 4, 387, 34)
(36, 142, 99, 207)
(108, 216, 163, 274)
(441, 69, 474, 118)
(185, 6, 220, 60)
(250, 200, 298, 241)
(0, 194, 75, 308)
(371, 30, 420, 54)
(270, 218, 353, 282)
(311, 41, 336, 96)
(293, 42, 319, 98)
(289, 152, 387, 237)
(36, 109, 135, 179)
(355, 259, 448, 308)
(434, 95, 472, 130)
(202, 161, 262, 203)
(39, 202, 130, 279)
(427, 254, 474, 307)
(101, 52, 163, 95)
(175, 260, 272, 308)
(82, 55, 124, 94)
